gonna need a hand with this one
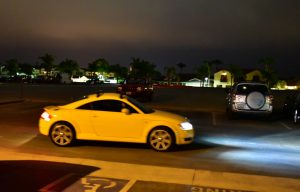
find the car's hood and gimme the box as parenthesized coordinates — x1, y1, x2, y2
(147, 110, 186, 123)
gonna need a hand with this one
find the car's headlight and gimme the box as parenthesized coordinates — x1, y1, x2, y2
(180, 122, 193, 130)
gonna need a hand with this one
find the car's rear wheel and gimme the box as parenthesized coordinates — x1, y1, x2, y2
(294, 109, 298, 124)
(148, 127, 174, 152)
(50, 122, 76, 146)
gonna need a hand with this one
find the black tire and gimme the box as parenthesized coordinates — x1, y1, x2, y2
(148, 127, 175, 152)
(226, 108, 236, 120)
(50, 122, 76, 147)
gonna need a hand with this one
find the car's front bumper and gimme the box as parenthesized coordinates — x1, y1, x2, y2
(176, 129, 194, 145)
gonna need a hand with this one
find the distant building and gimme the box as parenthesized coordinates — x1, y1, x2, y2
(214, 69, 232, 88)
(244, 69, 265, 82)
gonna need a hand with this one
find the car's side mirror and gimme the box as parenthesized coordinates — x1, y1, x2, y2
(121, 108, 130, 115)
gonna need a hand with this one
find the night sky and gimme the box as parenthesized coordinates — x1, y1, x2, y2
(0, 0, 300, 78)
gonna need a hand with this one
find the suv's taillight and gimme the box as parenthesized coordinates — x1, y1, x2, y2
(41, 111, 52, 121)
(266, 95, 273, 104)
(233, 94, 246, 103)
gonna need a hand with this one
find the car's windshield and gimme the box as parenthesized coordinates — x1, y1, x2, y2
(236, 84, 269, 95)
(127, 97, 154, 114)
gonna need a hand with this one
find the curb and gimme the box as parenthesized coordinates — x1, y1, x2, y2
(0, 99, 25, 105)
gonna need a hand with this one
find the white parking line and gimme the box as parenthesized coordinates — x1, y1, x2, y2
(120, 179, 136, 192)
(279, 122, 292, 130)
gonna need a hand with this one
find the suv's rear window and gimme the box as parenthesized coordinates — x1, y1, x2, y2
(236, 84, 269, 95)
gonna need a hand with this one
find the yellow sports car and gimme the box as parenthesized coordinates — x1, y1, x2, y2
(39, 92, 194, 151)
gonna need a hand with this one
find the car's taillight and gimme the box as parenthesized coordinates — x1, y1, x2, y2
(41, 111, 52, 121)
(266, 95, 273, 104)
(233, 94, 246, 103)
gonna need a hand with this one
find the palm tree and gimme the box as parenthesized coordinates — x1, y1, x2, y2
(228, 63, 244, 85)
(109, 64, 128, 82)
(57, 59, 79, 76)
(39, 53, 55, 76)
(196, 65, 208, 87)
(88, 58, 110, 76)
(164, 66, 177, 85)
(20, 63, 33, 76)
(129, 57, 157, 80)
(258, 57, 277, 87)
(5, 59, 19, 76)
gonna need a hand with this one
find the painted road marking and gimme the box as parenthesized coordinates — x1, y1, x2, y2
(279, 121, 292, 130)
(127, 181, 255, 192)
(39, 173, 74, 192)
(64, 176, 128, 192)
(120, 179, 136, 192)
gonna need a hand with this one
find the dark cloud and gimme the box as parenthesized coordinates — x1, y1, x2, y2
(0, 0, 299, 78)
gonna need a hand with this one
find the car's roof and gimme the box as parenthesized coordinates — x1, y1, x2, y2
(62, 92, 124, 108)
(85, 92, 123, 100)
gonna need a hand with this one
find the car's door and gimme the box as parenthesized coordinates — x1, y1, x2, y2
(89, 99, 146, 140)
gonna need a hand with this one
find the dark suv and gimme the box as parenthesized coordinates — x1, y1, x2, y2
(283, 91, 300, 124)
(226, 82, 273, 118)
(116, 78, 154, 101)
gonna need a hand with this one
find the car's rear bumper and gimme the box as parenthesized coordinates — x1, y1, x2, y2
(39, 119, 50, 136)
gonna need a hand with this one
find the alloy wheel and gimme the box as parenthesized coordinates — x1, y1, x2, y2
(149, 129, 173, 151)
(51, 123, 74, 146)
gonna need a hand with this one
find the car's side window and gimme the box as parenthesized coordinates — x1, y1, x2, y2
(77, 100, 138, 113)
(122, 102, 138, 113)
(90, 100, 122, 112)
(77, 103, 92, 110)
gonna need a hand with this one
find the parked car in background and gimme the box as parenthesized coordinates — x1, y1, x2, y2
(86, 76, 104, 84)
(71, 75, 89, 83)
(226, 82, 273, 119)
(117, 78, 154, 101)
(105, 77, 117, 84)
(283, 91, 300, 123)
(39, 92, 194, 151)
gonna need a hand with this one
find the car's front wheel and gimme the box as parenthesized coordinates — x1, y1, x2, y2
(148, 127, 175, 152)
(50, 122, 76, 146)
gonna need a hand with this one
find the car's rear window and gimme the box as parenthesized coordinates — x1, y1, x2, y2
(236, 84, 269, 95)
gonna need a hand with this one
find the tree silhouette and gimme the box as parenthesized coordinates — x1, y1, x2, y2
(164, 66, 177, 85)
(5, 59, 19, 76)
(20, 63, 33, 76)
(57, 58, 79, 76)
(258, 57, 277, 87)
(129, 57, 157, 80)
(109, 64, 128, 82)
(88, 58, 109, 75)
(39, 53, 55, 76)
(228, 63, 244, 85)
